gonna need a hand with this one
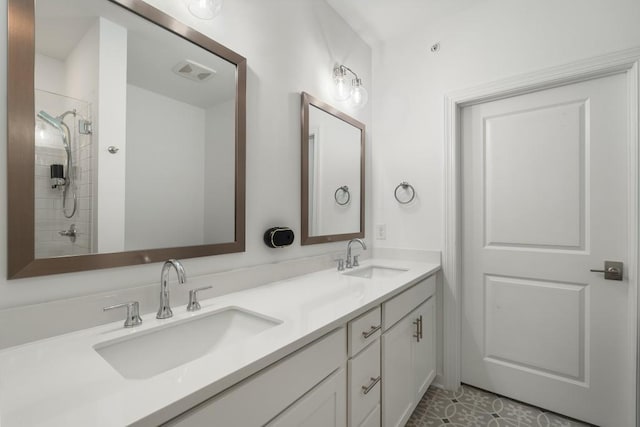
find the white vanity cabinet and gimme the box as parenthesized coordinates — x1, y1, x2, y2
(381, 276, 436, 427)
(163, 272, 437, 427)
(0, 260, 441, 427)
(164, 328, 347, 427)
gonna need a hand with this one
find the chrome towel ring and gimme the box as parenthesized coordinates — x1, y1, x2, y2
(394, 181, 416, 204)
(334, 185, 351, 205)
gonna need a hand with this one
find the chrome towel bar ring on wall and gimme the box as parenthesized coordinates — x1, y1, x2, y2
(334, 185, 351, 205)
(394, 181, 416, 204)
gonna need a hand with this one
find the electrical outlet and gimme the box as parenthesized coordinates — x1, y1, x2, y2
(376, 224, 387, 240)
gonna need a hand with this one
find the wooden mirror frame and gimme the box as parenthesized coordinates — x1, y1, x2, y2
(7, 0, 247, 279)
(300, 92, 365, 245)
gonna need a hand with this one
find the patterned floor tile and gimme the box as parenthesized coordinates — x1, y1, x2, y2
(494, 398, 541, 426)
(456, 386, 499, 414)
(539, 412, 593, 427)
(406, 384, 596, 427)
(446, 404, 499, 426)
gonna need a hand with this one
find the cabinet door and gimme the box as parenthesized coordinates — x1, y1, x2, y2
(359, 404, 381, 427)
(268, 367, 347, 427)
(382, 275, 435, 330)
(413, 297, 436, 398)
(164, 329, 346, 427)
(381, 314, 416, 427)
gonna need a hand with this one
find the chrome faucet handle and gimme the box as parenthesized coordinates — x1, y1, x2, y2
(353, 255, 360, 267)
(337, 259, 345, 271)
(104, 301, 142, 328)
(187, 286, 213, 312)
(345, 256, 353, 269)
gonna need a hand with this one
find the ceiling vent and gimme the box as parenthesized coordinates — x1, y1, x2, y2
(172, 60, 217, 82)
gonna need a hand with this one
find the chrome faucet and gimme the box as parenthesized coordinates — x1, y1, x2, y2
(345, 238, 367, 269)
(157, 259, 187, 319)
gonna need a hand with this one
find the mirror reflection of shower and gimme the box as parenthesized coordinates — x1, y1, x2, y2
(37, 109, 79, 218)
(34, 89, 94, 258)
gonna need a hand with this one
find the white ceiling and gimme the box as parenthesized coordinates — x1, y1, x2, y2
(325, 0, 482, 45)
(35, 0, 236, 109)
(34, 0, 481, 107)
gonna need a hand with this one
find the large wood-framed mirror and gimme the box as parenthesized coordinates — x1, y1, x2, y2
(7, 0, 246, 278)
(301, 92, 365, 245)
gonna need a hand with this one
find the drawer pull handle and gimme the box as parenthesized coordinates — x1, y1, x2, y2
(362, 325, 381, 339)
(419, 315, 423, 340)
(361, 376, 381, 395)
(413, 317, 421, 342)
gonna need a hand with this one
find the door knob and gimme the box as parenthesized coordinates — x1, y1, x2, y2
(590, 261, 623, 281)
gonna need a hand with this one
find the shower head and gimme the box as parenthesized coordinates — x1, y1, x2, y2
(37, 110, 64, 132)
(37, 110, 70, 148)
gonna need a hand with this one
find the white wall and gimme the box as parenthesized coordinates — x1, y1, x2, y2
(95, 18, 128, 253)
(34, 53, 65, 94)
(125, 84, 206, 250)
(204, 98, 235, 243)
(372, 0, 640, 252)
(65, 20, 99, 104)
(0, 0, 372, 310)
(370, 0, 640, 384)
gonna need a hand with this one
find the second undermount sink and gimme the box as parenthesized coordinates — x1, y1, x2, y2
(343, 265, 408, 279)
(94, 307, 281, 379)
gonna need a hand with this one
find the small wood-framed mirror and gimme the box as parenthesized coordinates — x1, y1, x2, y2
(7, 0, 246, 278)
(301, 92, 365, 245)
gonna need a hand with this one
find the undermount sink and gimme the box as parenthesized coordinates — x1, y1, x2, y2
(94, 307, 281, 379)
(343, 265, 408, 279)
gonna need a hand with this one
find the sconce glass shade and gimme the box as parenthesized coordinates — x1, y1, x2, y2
(333, 65, 368, 108)
(349, 79, 368, 109)
(333, 66, 351, 101)
(188, 0, 223, 20)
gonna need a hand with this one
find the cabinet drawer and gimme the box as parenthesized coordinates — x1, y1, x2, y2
(348, 339, 381, 427)
(382, 275, 435, 330)
(164, 328, 347, 426)
(349, 306, 381, 357)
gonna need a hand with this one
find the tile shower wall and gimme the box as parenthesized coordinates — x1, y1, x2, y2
(34, 89, 93, 258)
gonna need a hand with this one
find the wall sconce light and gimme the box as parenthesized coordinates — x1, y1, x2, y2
(333, 64, 368, 110)
(188, 0, 223, 20)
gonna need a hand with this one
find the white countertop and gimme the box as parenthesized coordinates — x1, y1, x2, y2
(0, 259, 439, 426)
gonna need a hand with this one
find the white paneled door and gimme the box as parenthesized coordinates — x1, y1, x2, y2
(461, 72, 633, 426)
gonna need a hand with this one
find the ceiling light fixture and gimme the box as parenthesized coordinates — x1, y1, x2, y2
(333, 64, 368, 110)
(188, 0, 223, 20)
